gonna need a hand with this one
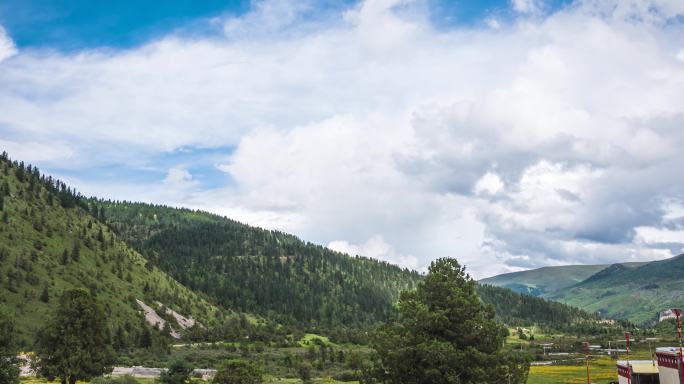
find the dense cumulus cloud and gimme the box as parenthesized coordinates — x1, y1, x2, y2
(1, 0, 684, 277)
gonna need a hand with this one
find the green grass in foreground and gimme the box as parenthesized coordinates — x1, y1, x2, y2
(527, 345, 660, 383)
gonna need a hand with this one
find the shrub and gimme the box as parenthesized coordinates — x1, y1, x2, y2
(332, 370, 359, 382)
(213, 360, 262, 384)
(159, 359, 193, 384)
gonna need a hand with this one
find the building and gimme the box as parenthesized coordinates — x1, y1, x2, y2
(617, 360, 660, 384)
(656, 347, 684, 384)
(660, 310, 679, 323)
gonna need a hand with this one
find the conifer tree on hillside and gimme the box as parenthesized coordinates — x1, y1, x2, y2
(0, 312, 20, 384)
(373, 258, 529, 384)
(40, 285, 50, 303)
(35, 289, 115, 384)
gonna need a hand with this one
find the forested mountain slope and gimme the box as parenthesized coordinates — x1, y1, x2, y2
(550, 256, 684, 324)
(91, 200, 422, 328)
(90, 199, 624, 334)
(89, 200, 624, 332)
(477, 284, 628, 334)
(0, 149, 622, 346)
(0, 153, 219, 346)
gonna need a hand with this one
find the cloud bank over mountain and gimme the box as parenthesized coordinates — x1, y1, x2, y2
(1, 0, 684, 277)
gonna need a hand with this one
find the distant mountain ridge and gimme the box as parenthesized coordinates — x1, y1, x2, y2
(479, 264, 610, 296)
(481, 258, 684, 324)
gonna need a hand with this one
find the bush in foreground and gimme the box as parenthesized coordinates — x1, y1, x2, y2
(213, 359, 262, 384)
(159, 359, 194, 384)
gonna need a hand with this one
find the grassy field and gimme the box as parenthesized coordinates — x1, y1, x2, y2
(528, 356, 618, 384)
(526, 341, 665, 383)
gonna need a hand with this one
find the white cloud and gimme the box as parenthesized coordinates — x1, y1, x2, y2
(2, 0, 684, 277)
(474, 172, 505, 196)
(328, 235, 420, 271)
(636, 227, 684, 245)
(512, 0, 542, 15)
(0, 25, 16, 63)
(0, 139, 73, 163)
(163, 167, 197, 189)
(677, 50, 684, 63)
(663, 201, 684, 221)
(485, 161, 602, 233)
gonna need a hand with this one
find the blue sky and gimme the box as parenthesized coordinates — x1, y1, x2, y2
(0, 0, 563, 192)
(0, 0, 250, 50)
(1, 0, 683, 277)
(0, 0, 571, 50)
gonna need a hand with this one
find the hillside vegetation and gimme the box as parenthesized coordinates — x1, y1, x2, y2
(482, 258, 683, 325)
(0, 150, 624, 350)
(477, 284, 628, 334)
(91, 199, 423, 330)
(479, 265, 611, 296)
(550, 257, 684, 324)
(0, 153, 219, 347)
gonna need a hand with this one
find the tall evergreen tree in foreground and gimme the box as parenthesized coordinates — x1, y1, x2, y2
(373, 258, 529, 384)
(0, 312, 20, 384)
(35, 289, 115, 384)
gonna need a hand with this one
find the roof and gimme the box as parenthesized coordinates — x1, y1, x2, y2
(656, 347, 682, 354)
(631, 363, 659, 374)
(617, 361, 659, 374)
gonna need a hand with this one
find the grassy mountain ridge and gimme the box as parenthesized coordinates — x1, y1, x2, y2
(0, 153, 220, 347)
(479, 264, 611, 296)
(481, 258, 683, 324)
(550, 255, 684, 324)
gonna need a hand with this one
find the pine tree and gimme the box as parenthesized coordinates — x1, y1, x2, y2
(40, 285, 49, 303)
(0, 312, 20, 384)
(71, 242, 80, 262)
(373, 258, 529, 384)
(60, 249, 69, 265)
(139, 327, 152, 349)
(114, 326, 128, 351)
(162, 320, 172, 337)
(35, 289, 115, 384)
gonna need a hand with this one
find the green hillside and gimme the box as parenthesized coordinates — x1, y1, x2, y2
(90, 199, 623, 336)
(0, 153, 220, 347)
(90, 199, 422, 331)
(479, 264, 611, 296)
(480, 261, 647, 297)
(0, 150, 625, 349)
(477, 284, 628, 334)
(550, 257, 684, 324)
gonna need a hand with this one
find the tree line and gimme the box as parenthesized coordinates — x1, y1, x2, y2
(1, 258, 531, 384)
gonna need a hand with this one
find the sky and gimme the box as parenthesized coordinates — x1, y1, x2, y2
(1, 0, 684, 278)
